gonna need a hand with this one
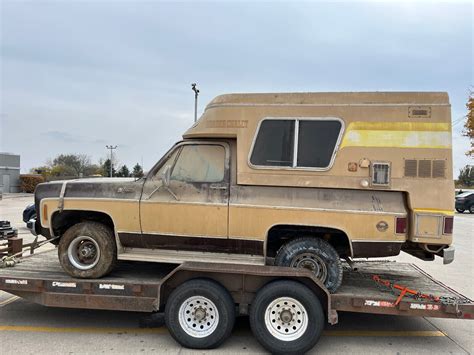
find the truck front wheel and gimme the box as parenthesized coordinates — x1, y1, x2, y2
(58, 221, 117, 278)
(249, 280, 325, 354)
(275, 237, 343, 293)
(165, 279, 235, 349)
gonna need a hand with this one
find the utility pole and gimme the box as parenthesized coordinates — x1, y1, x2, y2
(191, 83, 199, 122)
(105, 145, 117, 177)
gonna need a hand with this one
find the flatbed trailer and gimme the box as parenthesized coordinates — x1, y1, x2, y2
(1, 250, 472, 353)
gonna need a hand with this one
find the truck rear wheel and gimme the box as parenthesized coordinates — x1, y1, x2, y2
(58, 221, 117, 278)
(165, 279, 235, 349)
(275, 237, 343, 292)
(249, 280, 325, 355)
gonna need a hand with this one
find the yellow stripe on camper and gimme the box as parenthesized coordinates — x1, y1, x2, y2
(340, 122, 451, 149)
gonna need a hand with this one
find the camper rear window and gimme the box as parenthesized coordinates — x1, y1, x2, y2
(250, 118, 343, 169)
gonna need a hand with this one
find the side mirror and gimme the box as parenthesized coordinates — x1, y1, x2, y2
(161, 165, 171, 187)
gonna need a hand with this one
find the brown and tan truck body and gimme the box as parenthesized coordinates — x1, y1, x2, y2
(32, 92, 455, 284)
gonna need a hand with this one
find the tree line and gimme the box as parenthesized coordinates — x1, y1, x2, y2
(31, 154, 144, 179)
(456, 90, 473, 188)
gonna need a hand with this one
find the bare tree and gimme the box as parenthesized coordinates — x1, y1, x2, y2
(464, 90, 473, 156)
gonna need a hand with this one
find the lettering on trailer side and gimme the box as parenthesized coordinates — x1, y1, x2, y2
(99, 283, 125, 290)
(410, 303, 440, 311)
(5, 279, 28, 285)
(51, 281, 77, 288)
(364, 299, 396, 308)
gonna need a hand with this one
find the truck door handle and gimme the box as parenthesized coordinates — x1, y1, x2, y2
(209, 185, 228, 190)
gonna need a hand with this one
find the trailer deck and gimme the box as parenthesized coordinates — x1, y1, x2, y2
(0, 250, 472, 323)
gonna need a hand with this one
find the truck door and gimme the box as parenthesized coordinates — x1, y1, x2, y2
(140, 141, 230, 248)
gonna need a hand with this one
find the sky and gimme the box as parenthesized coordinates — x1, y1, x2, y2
(1, 0, 473, 175)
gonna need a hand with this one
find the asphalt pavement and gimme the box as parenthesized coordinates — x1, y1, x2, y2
(0, 194, 473, 354)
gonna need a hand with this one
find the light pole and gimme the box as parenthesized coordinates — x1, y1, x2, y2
(105, 145, 117, 177)
(191, 83, 199, 123)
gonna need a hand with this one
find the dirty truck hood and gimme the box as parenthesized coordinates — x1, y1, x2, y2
(36, 177, 143, 201)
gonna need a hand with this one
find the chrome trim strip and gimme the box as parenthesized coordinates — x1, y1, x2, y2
(206, 103, 450, 109)
(118, 230, 225, 238)
(52, 197, 140, 202)
(140, 200, 227, 207)
(58, 181, 68, 212)
(229, 203, 407, 216)
(352, 240, 405, 243)
(292, 119, 299, 167)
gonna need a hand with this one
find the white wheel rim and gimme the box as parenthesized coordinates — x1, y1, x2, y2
(67, 236, 101, 271)
(178, 296, 219, 338)
(264, 297, 308, 341)
(290, 252, 328, 283)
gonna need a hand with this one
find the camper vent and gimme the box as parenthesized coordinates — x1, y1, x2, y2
(404, 159, 446, 178)
(371, 162, 391, 186)
(404, 160, 418, 177)
(418, 160, 432, 178)
(408, 106, 431, 118)
(432, 160, 446, 178)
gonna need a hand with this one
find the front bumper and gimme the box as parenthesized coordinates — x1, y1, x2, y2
(27, 218, 37, 236)
(443, 245, 455, 265)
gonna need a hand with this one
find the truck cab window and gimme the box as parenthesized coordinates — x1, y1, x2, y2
(171, 145, 225, 183)
(152, 149, 180, 181)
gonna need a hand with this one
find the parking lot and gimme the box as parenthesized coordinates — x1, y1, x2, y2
(0, 194, 473, 354)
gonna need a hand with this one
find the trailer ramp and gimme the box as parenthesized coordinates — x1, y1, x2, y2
(333, 261, 473, 320)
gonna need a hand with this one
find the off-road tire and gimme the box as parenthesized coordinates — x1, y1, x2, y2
(275, 237, 343, 293)
(165, 279, 235, 349)
(249, 280, 325, 355)
(456, 208, 465, 213)
(58, 221, 117, 278)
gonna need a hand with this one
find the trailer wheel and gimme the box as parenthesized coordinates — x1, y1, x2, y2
(165, 279, 235, 349)
(275, 237, 343, 292)
(58, 222, 117, 278)
(250, 280, 324, 355)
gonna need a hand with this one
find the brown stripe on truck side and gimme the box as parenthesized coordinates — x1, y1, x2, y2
(351, 241, 403, 258)
(119, 233, 264, 256)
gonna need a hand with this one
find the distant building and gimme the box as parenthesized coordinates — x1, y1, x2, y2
(0, 153, 21, 193)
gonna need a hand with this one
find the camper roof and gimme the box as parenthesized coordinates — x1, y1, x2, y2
(205, 92, 450, 108)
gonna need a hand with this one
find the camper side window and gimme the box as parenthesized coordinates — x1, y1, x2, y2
(250, 120, 295, 167)
(250, 118, 343, 170)
(297, 120, 342, 168)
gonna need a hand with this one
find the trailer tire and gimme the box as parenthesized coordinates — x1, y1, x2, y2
(275, 237, 343, 292)
(249, 280, 324, 355)
(58, 221, 117, 278)
(165, 279, 235, 349)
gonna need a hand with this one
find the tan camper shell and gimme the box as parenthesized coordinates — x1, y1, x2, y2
(31, 92, 455, 292)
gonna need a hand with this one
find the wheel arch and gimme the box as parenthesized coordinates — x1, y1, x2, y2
(266, 224, 353, 258)
(51, 209, 117, 241)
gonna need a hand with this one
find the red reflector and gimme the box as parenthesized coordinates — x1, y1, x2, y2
(443, 217, 454, 234)
(396, 217, 407, 234)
